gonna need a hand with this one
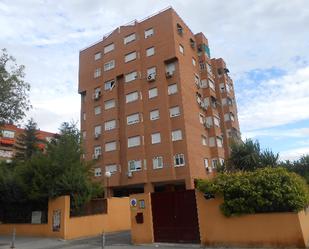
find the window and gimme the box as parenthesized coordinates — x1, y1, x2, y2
(201, 135, 207, 146)
(222, 98, 227, 106)
(125, 71, 138, 82)
(94, 146, 102, 157)
(174, 154, 185, 167)
(214, 116, 220, 127)
(104, 120, 116, 131)
(104, 99, 115, 110)
(2, 130, 15, 138)
(190, 38, 196, 48)
(124, 33, 136, 44)
(171, 130, 182, 141)
(166, 62, 176, 75)
(128, 160, 142, 172)
(208, 79, 215, 91)
(212, 159, 218, 168)
(146, 47, 155, 57)
(153, 156, 163, 169)
(179, 44, 184, 54)
(126, 91, 139, 103)
(192, 58, 196, 66)
(176, 23, 183, 35)
(168, 84, 178, 95)
(226, 84, 231, 93)
(216, 136, 223, 147)
(94, 68, 101, 78)
(209, 137, 215, 147)
(105, 164, 117, 174)
(104, 43, 114, 54)
(219, 83, 225, 93)
(151, 133, 161, 144)
(145, 28, 154, 38)
(199, 113, 205, 124)
(200, 79, 207, 88)
(94, 168, 102, 177)
(206, 63, 213, 76)
(148, 88, 158, 99)
(169, 106, 180, 117)
(104, 60, 115, 71)
(204, 158, 209, 168)
(82, 131, 86, 139)
(105, 141, 116, 152)
(94, 125, 101, 136)
(104, 79, 115, 91)
(125, 51, 137, 63)
(127, 113, 140, 125)
(194, 74, 200, 86)
(150, 109, 159, 120)
(94, 52, 101, 60)
(94, 87, 101, 98)
(147, 67, 156, 77)
(94, 106, 101, 115)
(128, 136, 141, 148)
(83, 112, 86, 121)
(219, 158, 225, 166)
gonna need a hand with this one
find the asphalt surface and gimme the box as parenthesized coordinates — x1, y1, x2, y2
(0, 231, 202, 249)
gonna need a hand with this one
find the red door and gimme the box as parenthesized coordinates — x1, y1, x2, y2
(151, 190, 200, 243)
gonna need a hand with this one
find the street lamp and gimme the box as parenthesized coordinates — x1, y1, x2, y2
(104, 171, 112, 199)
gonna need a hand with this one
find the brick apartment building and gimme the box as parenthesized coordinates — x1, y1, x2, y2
(0, 124, 55, 162)
(78, 7, 240, 196)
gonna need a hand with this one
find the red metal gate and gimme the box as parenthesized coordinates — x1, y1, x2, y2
(151, 190, 200, 243)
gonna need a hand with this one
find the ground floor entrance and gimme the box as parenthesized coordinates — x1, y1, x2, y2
(151, 190, 200, 243)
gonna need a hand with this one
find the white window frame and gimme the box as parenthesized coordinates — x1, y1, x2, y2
(128, 136, 141, 148)
(104, 99, 116, 110)
(94, 167, 102, 177)
(94, 125, 101, 136)
(104, 120, 116, 131)
(124, 33, 136, 44)
(128, 160, 142, 172)
(105, 164, 117, 174)
(202, 135, 207, 146)
(94, 52, 101, 60)
(166, 62, 176, 75)
(169, 106, 180, 117)
(150, 109, 159, 121)
(179, 44, 184, 54)
(126, 91, 139, 103)
(127, 113, 140, 125)
(174, 153, 185, 167)
(146, 47, 155, 57)
(94, 106, 101, 115)
(209, 137, 215, 147)
(153, 156, 163, 169)
(125, 71, 138, 83)
(94, 68, 101, 78)
(148, 87, 158, 99)
(2, 130, 15, 138)
(104, 79, 115, 91)
(104, 43, 114, 54)
(104, 60, 115, 71)
(171, 130, 182, 141)
(192, 58, 196, 66)
(147, 67, 156, 77)
(151, 132, 161, 144)
(168, 84, 178, 95)
(144, 28, 154, 38)
(94, 146, 102, 157)
(125, 51, 137, 63)
(105, 141, 116, 152)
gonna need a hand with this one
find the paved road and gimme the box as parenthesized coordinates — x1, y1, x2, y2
(0, 231, 201, 249)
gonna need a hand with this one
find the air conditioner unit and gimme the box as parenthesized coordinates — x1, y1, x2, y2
(94, 133, 100, 139)
(147, 73, 156, 82)
(165, 71, 173, 78)
(127, 171, 133, 178)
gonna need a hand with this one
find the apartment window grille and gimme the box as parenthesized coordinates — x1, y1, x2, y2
(151, 132, 161, 144)
(127, 113, 140, 125)
(104, 60, 115, 71)
(171, 130, 182, 141)
(94, 106, 101, 115)
(148, 87, 158, 99)
(105, 164, 117, 174)
(104, 120, 116, 131)
(105, 141, 116, 152)
(124, 33, 136, 44)
(150, 109, 159, 120)
(104, 99, 116, 110)
(94, 168, 102, 177)
(126, 91, 139, 103)
(94, 68, 101, 78)
(104, 79, 115, 91)
(94, 52, 101, 60)
(128, 136, 141, 148)
(125, 51, 137, 63)
(145, 28, 154, 38)
(128, 160, 142, 172)
(169, 106, 180, 117)
(146, 47, 155, 57)
(153, 156, 163, 169)
(125, 71, 138, 82)
(104, 43, 114, 54)
(174, 153, 185, 167)
(168, 83, 178, 95)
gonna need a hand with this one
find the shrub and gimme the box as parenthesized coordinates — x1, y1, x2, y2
(196, 167, 309, 217)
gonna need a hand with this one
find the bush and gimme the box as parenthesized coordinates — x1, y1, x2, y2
(196, 167, 309, 217)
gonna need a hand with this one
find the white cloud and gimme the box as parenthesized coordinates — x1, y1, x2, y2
(280, 147, 309, 161)
(243, 127, 309, 139)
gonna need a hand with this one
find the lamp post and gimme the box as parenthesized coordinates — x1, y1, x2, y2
(104, 171, 112, 199)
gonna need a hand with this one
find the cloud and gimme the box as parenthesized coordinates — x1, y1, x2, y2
(280, 147, 309, 161)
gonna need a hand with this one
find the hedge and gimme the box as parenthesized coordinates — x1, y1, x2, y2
(196, 167, 309, 217)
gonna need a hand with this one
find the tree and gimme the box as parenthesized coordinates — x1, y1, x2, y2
(283, 155, 309, 183)
(14, 118, 42, 161)
(0, 48, 31, 125)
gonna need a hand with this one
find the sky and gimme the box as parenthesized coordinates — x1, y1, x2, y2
(1, 0, 309, 161)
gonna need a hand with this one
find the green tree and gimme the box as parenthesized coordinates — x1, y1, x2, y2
(14, 118, 43, 161)
(0, 48, 31, 125)
(283, 155, 309, 183)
